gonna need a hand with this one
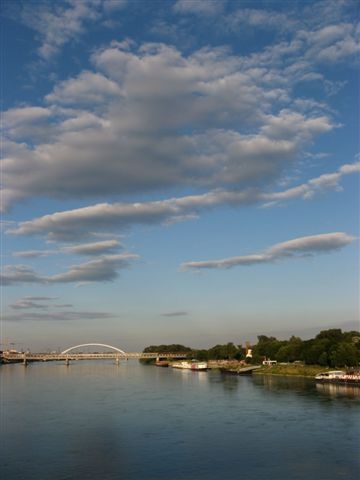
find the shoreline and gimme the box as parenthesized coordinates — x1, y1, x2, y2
(208, 361, 341, 378)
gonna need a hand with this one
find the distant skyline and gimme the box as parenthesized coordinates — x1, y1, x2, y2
(1, 0, 359, 351)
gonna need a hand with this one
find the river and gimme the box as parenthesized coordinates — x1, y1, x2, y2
(1, 361, 359, 480)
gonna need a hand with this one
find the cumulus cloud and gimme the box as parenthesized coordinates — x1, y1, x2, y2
(8, 162, 359, 241)
(302, 23, 360, 64)
(181, 232, 356, 270)
(225, 1, 359, 59)
(2, 5, 358, 218)
(4, 107, 55, 143)
(4, 106, 52, 127)
(45, 71, 122, 105)
(1, 254, 139, 286)
(3, 39, 339, 211)
(14, 0, 127, 60)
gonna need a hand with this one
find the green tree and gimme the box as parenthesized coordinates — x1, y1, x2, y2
(253, 335, 284, 360)
(318, 352, 328, 366)
(302, 339, 330, 365)
(316, 329, 343, 343)
(330, 342, 360, 367)
(194, 349, 209, 361)
(207, 342, 240, 360)
(143, 344, 192, 353)
(234, 345, 245, 361)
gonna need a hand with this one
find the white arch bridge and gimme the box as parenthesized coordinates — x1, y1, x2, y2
(1, 343, 188, 365)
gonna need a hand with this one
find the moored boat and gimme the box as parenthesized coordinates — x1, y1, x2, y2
(155, 360, 169, 367)
(190, 361, 208, 371)
(171, 360, 208, 371)
(315, 370, 360, 384)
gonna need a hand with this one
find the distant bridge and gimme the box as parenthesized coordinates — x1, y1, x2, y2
(61, 343, 127, 355)
(1, 343, 188, 365)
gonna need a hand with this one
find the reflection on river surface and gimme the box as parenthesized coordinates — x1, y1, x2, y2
(252, 373, 360, 399)
(315, 381, 360, 398)
(1, 362, 359, 480)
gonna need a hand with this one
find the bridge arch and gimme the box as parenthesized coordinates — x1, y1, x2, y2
(61, 343, 127, 355)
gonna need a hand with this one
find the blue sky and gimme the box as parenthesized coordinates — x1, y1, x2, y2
(1, 0, 359, 352)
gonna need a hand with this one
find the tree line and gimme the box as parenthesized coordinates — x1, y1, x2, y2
(143, 329, 360, 367)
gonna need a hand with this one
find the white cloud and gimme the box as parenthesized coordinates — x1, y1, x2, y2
(49, 254, 138, 283)
(9, 295, 74, 311)
(267, 233, 355, 256)
(8, 162, 359, 241)
(182, 254, 270, 270)
(161, 311, 189, 317)
(4, 107, 54, 142)
(23, 0, 101, 60)
(302, 23, 360, 63)
(226, 8, 296, 32)
(10, 299, 50, 310)
(260, 110, 333, 141)
(5, 106, 52, 125)
(15, 0, 126, 61)
(3, 41, 337, 210)
(1, 265, 44, 285)
(340, 163, 360, 174)
(261, 162, 360, 206)
(23, 296, 58, 301)
(62, 239, 122, 255)
(173, 0, 225, 16)
(181, 232, 356, 271)
(102, 0, 127, 13)
(1, 254, 139, 286)
(224, 2, 359, 53)
(13, 239, 121, 257)
(6, 192, 256, 241)
(45, 71, 122, 105)
(4, 310, 116, 322)
(13, 250, 55, 258)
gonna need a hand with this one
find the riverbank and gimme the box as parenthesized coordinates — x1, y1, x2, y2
(207, 360, 332, 377)
(252, 364, 331, 377)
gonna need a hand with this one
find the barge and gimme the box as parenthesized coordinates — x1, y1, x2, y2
(171, 360, 208, 371)
(315, 370, 360, 385)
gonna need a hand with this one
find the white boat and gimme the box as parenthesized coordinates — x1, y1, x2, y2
(315, 370, 360, 384)
(315, 370, 345, 380)
(171, 360, 208, 371)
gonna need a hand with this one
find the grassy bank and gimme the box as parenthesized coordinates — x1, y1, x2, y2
(253, 364, 330, 377)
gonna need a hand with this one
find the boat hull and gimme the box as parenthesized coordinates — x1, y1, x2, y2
(155, 361, 169, 367)
(315, 370, 360, 385)
(171, 361, 208, 371)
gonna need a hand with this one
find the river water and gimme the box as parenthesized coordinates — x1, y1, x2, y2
(1, 361, 359, 480)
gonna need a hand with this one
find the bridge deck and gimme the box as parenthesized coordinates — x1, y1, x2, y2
(1, 352, 188, 362)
